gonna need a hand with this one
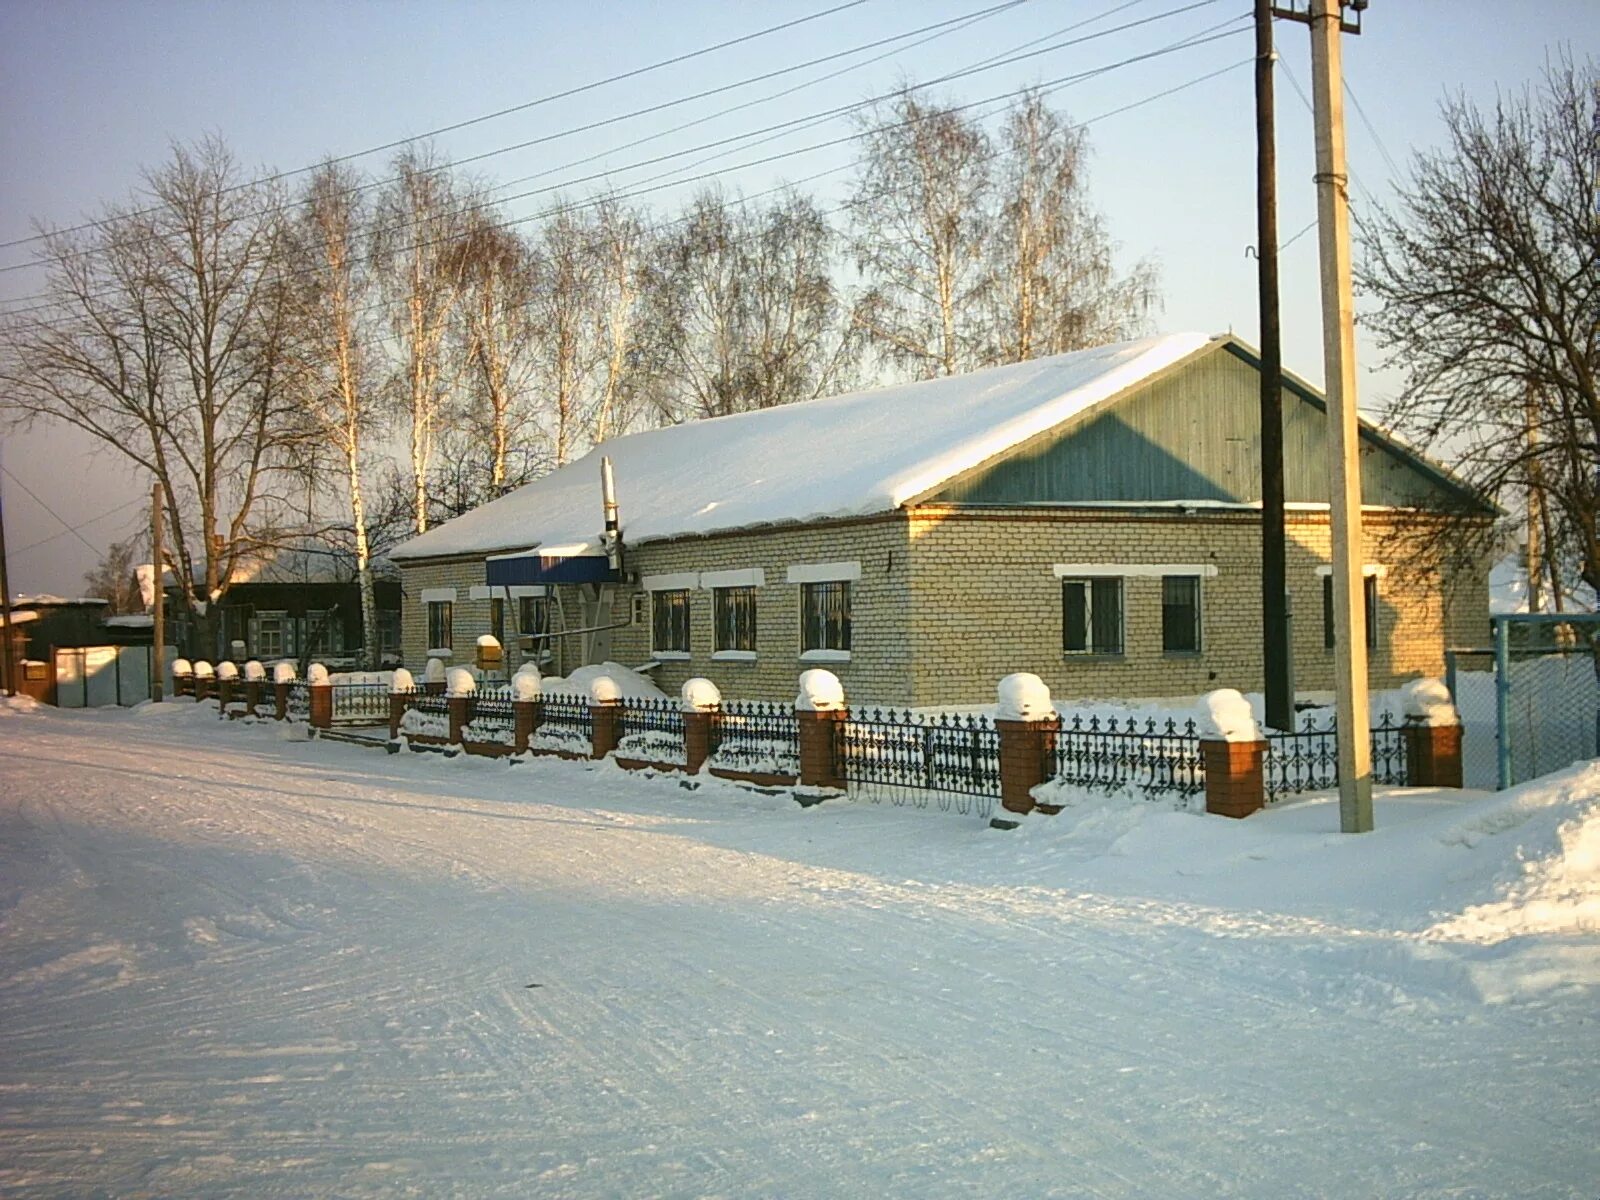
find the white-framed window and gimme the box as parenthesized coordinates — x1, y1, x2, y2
(254, 610, 286, 658)
(1062, 577, 1123, 655)
(1161, 575, 1202, 654)
(714, 586, 758, 655)
(651, 589, 691, 656)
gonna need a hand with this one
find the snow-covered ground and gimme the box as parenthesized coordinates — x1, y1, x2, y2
(1, 698, 1596, 1198)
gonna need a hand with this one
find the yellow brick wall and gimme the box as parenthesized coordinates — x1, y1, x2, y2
(397, 507, 1490, 708)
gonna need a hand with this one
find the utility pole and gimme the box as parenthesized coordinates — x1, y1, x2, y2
(0, 472, 14, 698)
(1275, 0, 1371, 832)
(151, 482, 165, 702)
(1256, 0, 1293, 733)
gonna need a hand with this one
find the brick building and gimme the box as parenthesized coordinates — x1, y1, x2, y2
(390, 333, 1493, 707)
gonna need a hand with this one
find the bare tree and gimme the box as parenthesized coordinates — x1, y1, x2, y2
(283, 160, 384, 667)
(1357, 59, 1599, 606)
(83, 537, 143, 615)
(587, 195, 652, 445)
(528, 205, 603, 466)
(847, 90, 992, 379)
(986, 93, 1156, 364)
(456, 213, 540, 494)
(372, 149, 473, 534)
(0, 137, 303, 655)
(646, 188, 855, 420)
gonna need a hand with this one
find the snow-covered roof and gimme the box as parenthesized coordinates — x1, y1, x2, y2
(12, 594, 109, 607)
(394, 333, 1213, 562)
(104, 614, 155, 628)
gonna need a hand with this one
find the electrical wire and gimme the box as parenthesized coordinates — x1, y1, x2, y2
(0, 0, 878, 255)
(0, 465, 138, 558)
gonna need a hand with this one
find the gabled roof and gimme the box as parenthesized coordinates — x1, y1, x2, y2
(393, 333, 1212, 562)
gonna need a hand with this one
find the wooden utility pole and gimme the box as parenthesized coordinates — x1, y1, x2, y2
(0, 473, 14, 698)
(151, 482, 165, 702)
(1256, 0, 1293, 732)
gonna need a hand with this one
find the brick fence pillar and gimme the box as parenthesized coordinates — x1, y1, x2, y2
(683, 708, 714, 774)
(194, 673, 213, 703)
(1202, 739, 1267, 818)
(243, 679, 262, 715)
(273, 681, 289, 720)
(217, 676, 235, 715)
(1404, 722, 1463, 789)
(590, 699, 621, 759)
(389, 692, 409, 740)
(994, 717, 1060, 821)
(513, 699, 541, 754)
(796, 708, 847, 789)
(447, 695, 470, 744)
(173, 671, 193, 699)
(309, 682, 333, 731)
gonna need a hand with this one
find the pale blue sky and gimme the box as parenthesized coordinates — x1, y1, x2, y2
(1, 0, 1594, 594)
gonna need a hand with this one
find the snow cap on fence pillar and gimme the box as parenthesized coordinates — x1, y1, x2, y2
(587, 674, 621, 705)
(1196, 689, 1263, 742)
(216, 661, 239, 681)
(307, 663, 330, 687)
(243, 660, 265, 682)
(1400, 677, 1458, 727)
(390, 667, 414, 693)
(425, 657, 447, 684)
(445, 667, 477, 697)
(512, 668, 542, 702)
(681, 677, 722, 712)
(272, 661, 296, 684)
(172, 658, 193, 677)
(796, 668, 845, 712)
(996, 673, 1052, 721)
(192, 660, 214, 679)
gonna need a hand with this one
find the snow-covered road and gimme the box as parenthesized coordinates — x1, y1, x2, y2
(2, 701, 1596, 1198)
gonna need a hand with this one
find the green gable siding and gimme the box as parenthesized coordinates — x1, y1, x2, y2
(931, 344, 1468, 510)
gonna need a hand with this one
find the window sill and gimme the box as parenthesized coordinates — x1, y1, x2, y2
(652, 650, 691, 661)
(712, 650, 758, 662)
(800, 649, 851, 663)
(425, 648, 454, 658)
(1062, 653, 1125, 662)
(1162, 650, 1203, 660)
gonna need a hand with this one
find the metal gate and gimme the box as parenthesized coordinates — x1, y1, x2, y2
(1447, 614, 1600, 789)
(53, 645, 155, 708)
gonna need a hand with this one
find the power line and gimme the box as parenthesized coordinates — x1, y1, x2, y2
(0, 0, 878, 256)
(6, 493, 147, 558)
(0, 0, 1031, 280)
(0, 464, 131, 559)
(0, 2, 1235, 319)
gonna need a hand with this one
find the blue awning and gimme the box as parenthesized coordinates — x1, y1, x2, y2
(484, 545, 617, 586)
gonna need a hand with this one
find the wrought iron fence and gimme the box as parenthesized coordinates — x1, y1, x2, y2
(836, 707, 999, 818)
(709, 699, 800, 776)
(1053, 714, 1205, 799)
(617, 698, 686, 763)
(538, 694, 594, 744)
(332, 682, 390, 725)
(285, 680, 311, 721)
(1264, 710, 1409, 802)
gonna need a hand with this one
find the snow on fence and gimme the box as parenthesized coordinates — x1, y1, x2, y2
(706, 699, 800, 778)
(835, 707, 1000, 818)
(1051, 714, 1206, 800)
(615, 697, 686, 764)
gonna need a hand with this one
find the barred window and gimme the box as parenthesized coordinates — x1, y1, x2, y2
(801, 581, 851, 653)
(1062, 577, 1123, 655)
(427, 600, 453, 650)
(1322, 574, 1379, 650)
(714, 586, 757, 653)
(1161, 575, 1202, 653)
(652, 589, 691, 654)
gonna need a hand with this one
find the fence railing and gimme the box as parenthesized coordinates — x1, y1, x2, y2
(285, 680, 311, 721)
(836, 707, 999, 818)
(709, 699, 799, 776)
(331, 682, 390, 725)
(1264, 711, 1409, 802)
(1053, 714, 1206, 799)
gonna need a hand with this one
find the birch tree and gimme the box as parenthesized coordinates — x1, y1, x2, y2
(986, 93, 1155, 363)
(0, 137, 302, 655)
(847, 90, 992, 379)
(373, 149, 472, 534)
(283, 161, 383, 667)
(529, 205, 602, 466)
